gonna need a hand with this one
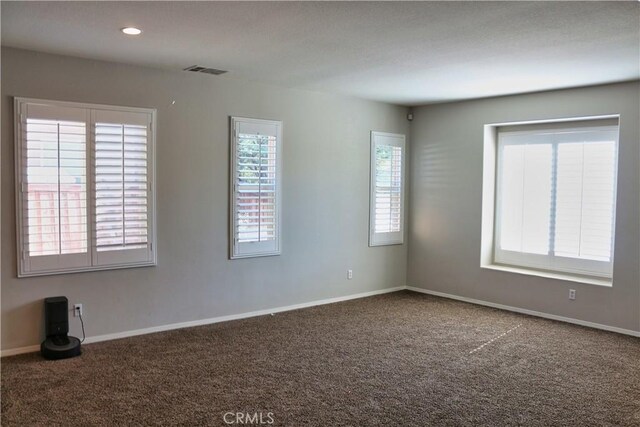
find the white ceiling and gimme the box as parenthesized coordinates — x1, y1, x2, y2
(2, 1, 639, 106)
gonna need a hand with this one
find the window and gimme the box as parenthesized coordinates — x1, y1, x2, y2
(230, 117, 282, 259)
(369, 131, 405, 246)
(491, 118, 619, 279)
(15, 98, 156, 276)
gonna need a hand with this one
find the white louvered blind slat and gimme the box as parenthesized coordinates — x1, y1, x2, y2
(16, 99, 155, 276)
(236, 134, 277, 243)
(24, 118, 88, 257)
(95, 122, 149, 252)
(230, 117, 282, 259)
(495, 123, 618, 278)
(369, 132, 405, 246)
(374, 145, 403, 233)
(555, 140, 616, 262)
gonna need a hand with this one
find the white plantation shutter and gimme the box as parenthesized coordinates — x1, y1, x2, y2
(498, 136, 553, 255)
(15, 98, 156, 276)
(375, 145, 403, 232)
(230, 117, 282, 258)
(17, 103, 91, 274)
(495, 121, 618, 277)
(369, 131, 405, 246)
(93, 110, 154, 266)
(555, 140, 617, 261)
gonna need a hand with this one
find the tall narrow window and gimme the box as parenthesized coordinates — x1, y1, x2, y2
(494, 119, 619, 278)
(230, 117, 282, 259)
(369, 131, 405, 246)
(15, 98, 156, 276)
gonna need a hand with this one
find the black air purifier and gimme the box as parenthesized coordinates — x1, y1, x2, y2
(41, 296, 81, 360)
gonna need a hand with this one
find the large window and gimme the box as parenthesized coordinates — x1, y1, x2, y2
(369, 131, 405, 246)
(230, 117, 282, 259)
(15, 98, 156, 277)
(491, 119, 619, 279)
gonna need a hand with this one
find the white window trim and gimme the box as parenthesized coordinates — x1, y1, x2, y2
(14, 97, 157, 277)
(369, 131, 406, 247)
(480, 115, 620, 286)
(229, 116, 283, 259)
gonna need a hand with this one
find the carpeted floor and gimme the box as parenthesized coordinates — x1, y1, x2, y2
(2, 290, 639, 426)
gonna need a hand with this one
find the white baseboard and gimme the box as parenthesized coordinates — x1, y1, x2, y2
(0, 344, 42, 357)
(1, 286, 405, 357)
(406, 286, 640, 338)
(4, 285, 636, 357)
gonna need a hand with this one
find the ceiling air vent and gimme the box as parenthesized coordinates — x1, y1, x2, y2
(184, 65, 228, 75)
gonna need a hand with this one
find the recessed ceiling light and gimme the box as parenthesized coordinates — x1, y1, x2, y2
(121, 27, 142, 36)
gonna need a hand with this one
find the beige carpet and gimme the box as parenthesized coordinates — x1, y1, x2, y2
(2, 291, 639, 426)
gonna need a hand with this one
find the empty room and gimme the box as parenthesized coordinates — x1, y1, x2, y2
(1, 1, 639, 426)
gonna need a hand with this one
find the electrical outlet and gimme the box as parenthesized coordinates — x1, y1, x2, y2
(569, 289, 576, 301)
(347, 269, 353, 280)
(74, 303, 83, 317)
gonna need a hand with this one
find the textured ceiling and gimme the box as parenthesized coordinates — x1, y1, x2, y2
(2, 1, 639, 106)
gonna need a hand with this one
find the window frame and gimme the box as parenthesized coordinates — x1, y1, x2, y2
(229, 116, 283, 259)
(369, 131, 406, 247)
(14, 97, 157, 277)
(480, 115, 620, 285)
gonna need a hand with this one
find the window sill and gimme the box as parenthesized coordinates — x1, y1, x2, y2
(369, 241, 404, 247)
(230, 251, 281, 260)
(481, 264, 612, 287)
(18, 261, 157, 278)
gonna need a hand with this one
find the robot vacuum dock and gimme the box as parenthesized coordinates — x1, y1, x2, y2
(41, 296, 82, 360)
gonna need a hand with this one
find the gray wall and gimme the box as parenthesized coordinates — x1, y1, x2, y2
(408, 81, 640, 333)
(2, 48, 637, 353)
(1, 48, 410, 351)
